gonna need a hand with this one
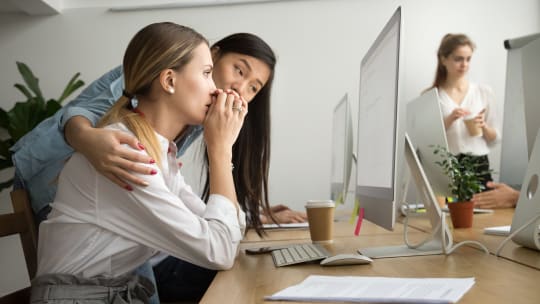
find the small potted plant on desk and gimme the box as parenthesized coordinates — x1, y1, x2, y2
(433, 146, 492, 228)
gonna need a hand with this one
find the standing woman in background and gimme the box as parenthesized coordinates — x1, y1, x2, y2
(428, 33, 500, 190)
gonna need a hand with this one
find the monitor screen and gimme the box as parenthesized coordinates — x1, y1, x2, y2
(406, 88, 452, 198)
(500, 33, 540, 188)
(330, 94, 353, 205)
(355, 6, 401, 230)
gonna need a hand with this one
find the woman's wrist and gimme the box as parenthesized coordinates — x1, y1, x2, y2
(208, 149, 233, 169)
(65, 116, 94, 150)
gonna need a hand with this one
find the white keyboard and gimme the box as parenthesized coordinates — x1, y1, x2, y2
(271, 243, 330, 267)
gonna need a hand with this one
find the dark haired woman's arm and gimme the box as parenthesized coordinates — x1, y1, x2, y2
(260, 205, 307, 224)
(65, 116, 154, 189)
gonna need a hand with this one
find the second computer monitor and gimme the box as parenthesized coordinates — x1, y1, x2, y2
(355, 6, 401, 231)
(331, 94, 353, 205)
(406, 88, 452, 198)
(500, 33, 540, 188)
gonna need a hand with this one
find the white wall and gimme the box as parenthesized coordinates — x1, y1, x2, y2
(0, 0, 539, 294)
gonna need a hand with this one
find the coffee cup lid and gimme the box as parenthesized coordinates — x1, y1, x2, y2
(464, 108, 485, 120)
(464, 112, 475, 120)
(305, 200, 335, 208)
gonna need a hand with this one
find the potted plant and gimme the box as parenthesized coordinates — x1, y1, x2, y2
(433, 145, 492, 228)
(0, 62, 84, 191)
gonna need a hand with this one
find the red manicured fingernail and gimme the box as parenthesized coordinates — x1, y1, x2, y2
(150, 169, 157, 175)
(149, 159, 156, 164)
(125, 185, 133, 191)
(137, 143, 145, 150)
(178, 162, 183, 168)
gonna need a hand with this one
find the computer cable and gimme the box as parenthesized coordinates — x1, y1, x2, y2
(495, 212, 540, 256)
(402, 200, 489, 255)
(402, 203, 444, 249)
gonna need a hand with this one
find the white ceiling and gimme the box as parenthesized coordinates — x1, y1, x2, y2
(0, 0, 62, 15)
(0, 0, 18, 13)
(0, 0, 304, 15)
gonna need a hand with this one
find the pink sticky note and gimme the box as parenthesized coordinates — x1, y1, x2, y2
(354, 208, 365, 236)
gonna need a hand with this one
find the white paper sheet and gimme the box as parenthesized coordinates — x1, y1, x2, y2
(266, 275, 475, 303)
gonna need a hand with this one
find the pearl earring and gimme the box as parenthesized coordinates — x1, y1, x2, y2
(168, 88, 175, 94)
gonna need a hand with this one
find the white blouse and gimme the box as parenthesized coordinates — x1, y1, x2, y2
(37, 123, 246, 278)
(438, 83, 500, 156)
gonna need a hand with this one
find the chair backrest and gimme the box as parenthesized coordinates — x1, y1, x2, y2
(0, 189, 37, 304)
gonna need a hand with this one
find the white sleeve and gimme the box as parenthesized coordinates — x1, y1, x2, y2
(480, 85, 501, 144)
(93, 156, 245, 270)
(173, 173, 206, 217)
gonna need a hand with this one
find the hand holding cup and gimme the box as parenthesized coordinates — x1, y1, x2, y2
(463, 108, 485, 137)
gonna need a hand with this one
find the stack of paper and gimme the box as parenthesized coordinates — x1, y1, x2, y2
(266, 275, 475, 303)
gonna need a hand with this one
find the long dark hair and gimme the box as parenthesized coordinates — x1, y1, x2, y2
(201, 33, 276, 236)
(428, 33, 476, 90)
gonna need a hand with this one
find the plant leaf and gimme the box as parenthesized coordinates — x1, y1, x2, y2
(57, 73, 85, 104)
(6, 99, 47, 141)
(0, 139, 12, 160)
(16, 61, 44, 102)
(0, 157, 13, 170)
(45, 100, 63, 117)
(0, 178, 14, 192)
(14, 83, 34, 100)
(0, 108, 8, 129)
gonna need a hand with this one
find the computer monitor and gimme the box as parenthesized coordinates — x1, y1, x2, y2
(330, 94, 353, 206)
(355, 6, 401, 231)
(359, 133, 454, 258)
(499, 33, 540, 188)
(511, 128, 540, 251)
(406, 88, 452, 198)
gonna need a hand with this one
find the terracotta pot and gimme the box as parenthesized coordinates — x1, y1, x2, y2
(447, 200, 474, 228)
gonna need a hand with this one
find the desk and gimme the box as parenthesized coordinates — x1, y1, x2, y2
(405, 208, 540, 270)
(201, 219, 540, 303)
(243, 217, 405, 243)
(202, 221, 540, 303)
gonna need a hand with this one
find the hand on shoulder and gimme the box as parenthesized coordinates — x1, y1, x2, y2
(74, 123, 155, 189)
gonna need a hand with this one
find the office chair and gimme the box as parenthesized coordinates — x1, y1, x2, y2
(0, 189, 37, 304)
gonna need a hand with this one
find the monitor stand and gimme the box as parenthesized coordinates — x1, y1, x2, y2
(358, 215, 451, 259)
(360, 240, 443, 259)
(358, 134, 488, 259)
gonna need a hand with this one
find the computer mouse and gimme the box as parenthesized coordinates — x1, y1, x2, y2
(319, 253, 373, 266)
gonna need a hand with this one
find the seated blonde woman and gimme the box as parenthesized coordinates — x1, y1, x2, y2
(32, 22, 246, 304)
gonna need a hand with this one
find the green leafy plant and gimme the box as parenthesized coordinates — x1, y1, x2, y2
(0, 61, 84, 191)
(432, 145, 492, 202)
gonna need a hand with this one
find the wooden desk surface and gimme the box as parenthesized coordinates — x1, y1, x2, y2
(201, 226, 540, 304)
(243, 216, 404, 243)
(405, 208, 540, 270)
